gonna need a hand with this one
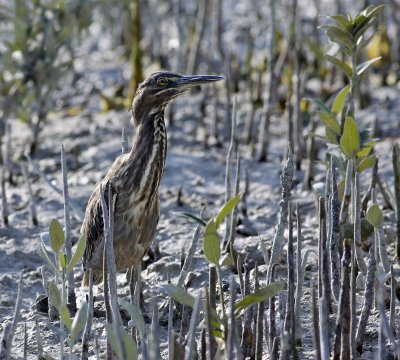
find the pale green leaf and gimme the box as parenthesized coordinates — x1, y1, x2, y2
(59, 253, 67, 270)
(120, 300, 146, 339)
(215, 193, 243, 228)
(357, 57, 381, 76)
(164, 284, 195, 308)
(328, 15, 352, 31)
(357, 141, 376, 158)
(59, 304, 72, 329)
(204, 220, 221, 265)
(323, 26, 353, 51)
(325, 127, 340, 145)
(325, 55, 353, 78)
(36, 243, 58, 274)
(49, 219, 64, 254)
(319, 112, 340, 134)
(332, 84, 351, 115)
(367, 204, 382, 228)
(122, 332, 138, 360)
(174, 212, 207, 227)
(234, 281, 285, 315)
(48, 281, 61, 310)
(67, 235, 87, 272)
(356, 155, 376, 173)
(220, 253, 234, 267)
(340, 116, 360, 157)
(70, 302, 88, 342)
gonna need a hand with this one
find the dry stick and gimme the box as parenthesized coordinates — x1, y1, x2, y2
(330, 162, 342, 302)
(256, 0, 276, 162)
(204, 286, 216, 360)
(333, 239, 352, 360)
(208, 267, 218, 358)
(227, 151, 241, 249)
(294, 204, 303, 346)
(376, 173, 394, 210)
(1, 171, 8, 226)
(319, 198, 331, 317)
(149, 297, 161, 360)
(267, 147, 294, 282)
(311, 281, 321, 360)
(23, 323, 27, 359)
(81, 269, 93, 360)
(393, 144, 400, 262)
(35, 317, 44, 358)
(268, 264, 279, 354)
(223, 96, 237, 247)
(168, 297, 174, 360)
(61, 145, 76, 312)
(121, 127, 129, 155)
(27, 156, 84, 221)
(100, 184, 123, 359)
(355, 224, 376, 354)
(186, 0, 209, 74)
(389, 265, 396, 333)
(21, 163, 38, 226)
(353, 172, 367, 275)
(304, 118, 317, 190)
(177, 225, 201, 288)
(241, 260, 254, 358)
(361, 159, 378, 212)
(340, 159, 353, 228)
(318, 207, 330, 360)
(0, 273, 23, 360)
(185, 293, 202, 360)
(254, 264, 264, 360)
(283, 202, 297, 359)
(200, 328, 206, 360)
(236, 254, 245, 298)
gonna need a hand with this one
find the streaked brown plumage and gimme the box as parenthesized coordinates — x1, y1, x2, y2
(81, 71, 224, 285)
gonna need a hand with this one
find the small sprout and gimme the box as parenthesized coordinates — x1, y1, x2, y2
(367, 204, 382, 227)
(59, 253, 68, 270)
(164, 284, 196, 308)
(204, 220, 221, 266)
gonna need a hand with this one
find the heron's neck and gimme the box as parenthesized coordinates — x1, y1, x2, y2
(127, 109, 167, 198)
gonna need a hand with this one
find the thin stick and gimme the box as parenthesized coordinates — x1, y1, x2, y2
(21, 163, 38, 226)
(61, 144, 76, 312)
(81, 269, 93, 360)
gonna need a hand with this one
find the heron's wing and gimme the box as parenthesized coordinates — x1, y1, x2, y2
(81, 178, 120, 269)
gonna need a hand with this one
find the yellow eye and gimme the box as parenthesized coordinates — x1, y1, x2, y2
(157, 77, 168, 86)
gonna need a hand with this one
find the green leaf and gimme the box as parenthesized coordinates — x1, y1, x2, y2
(305, 98, 331, 113)
(70, 302, 88, 342)
(163, 284, 195, 308)
(332, 84, 351, 115)
(59, 304, 72, 329)
(357, 141, 376, 158)
(120, 300, 146, 339)
(106, 324, 122, 359)
(323, 26, 353, 51)
(234, 281, 285, 315)
(356, 155, 376, 173)
(49, 219, 64, 254)
(356, 57, 381, 76)
(59, 253, 67, 270)
(37, 243, 58, 274)
(204, 220, 221, 265)
(325, 127, 340, 145)
(174, 212, 207, 227)
(67, 235, 87, 272)
(48, 281, 61, 310)
(340, 116, 360, 158)
(220, 253, 234, 267)
(325, 55, 353, 78)
(328, 15, 353, 31)
(121, 332, 138, 360)
(215, 193, 242, 228)
(319, 112, 340, 134)
(367, 204, 382, 228)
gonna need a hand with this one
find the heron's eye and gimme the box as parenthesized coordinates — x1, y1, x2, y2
(157, 77, 168, 86)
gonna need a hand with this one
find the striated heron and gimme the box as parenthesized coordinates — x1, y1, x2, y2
(81, 71, 224, 286)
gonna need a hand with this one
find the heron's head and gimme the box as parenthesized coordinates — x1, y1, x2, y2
(131, 71, 224, 126)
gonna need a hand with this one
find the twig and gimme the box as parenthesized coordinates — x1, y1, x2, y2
(353, 172, 367, 275)
(1, 170, 8, 226)
(393, 144, 400, 262)
(267, 147, 294, 281)
(21, 163, 38, 226)
(81, 269, 93, 360)
(61, 144, 76, 312)
(185, 292, 202, 359)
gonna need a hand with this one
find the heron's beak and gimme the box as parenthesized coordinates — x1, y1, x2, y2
(177, 75, 225, 90)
